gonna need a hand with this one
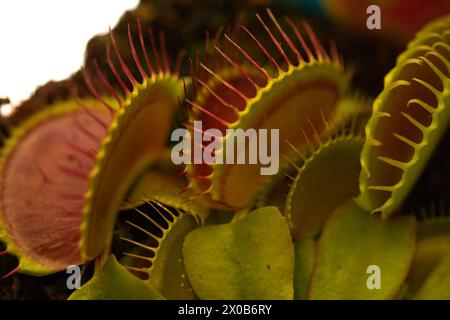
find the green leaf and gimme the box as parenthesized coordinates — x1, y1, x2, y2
(68, 255, 165, 300)
(309, 201, 416, 300)
(147, 212, 199, 300)
(414, 253, 450, 300)
(294, 238, 316, 300)
(406, 217, 450, 296)
(183, 206, 294, 300)
(286, 136, 364, 238)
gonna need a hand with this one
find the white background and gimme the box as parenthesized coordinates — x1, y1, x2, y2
(0, 0, 139, 115)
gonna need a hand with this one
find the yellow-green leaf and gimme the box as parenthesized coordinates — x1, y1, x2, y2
(309, 201, 416, 300)
(183, 206, 294, 299)
(294, 238, 316, 300)
(286, 136, 364, 238)
(414, 253, 450, 300)
(406, 217, 450, 296)
(68, 255, 164, 300)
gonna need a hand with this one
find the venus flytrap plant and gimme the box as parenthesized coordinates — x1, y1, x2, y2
(2, 8, 450, 301)
(116, 201, 200, 300)
(0, 99, 110, 275)
(413, 253, 450, 300)
(67, 13, 448, 299)
(293, 238, 316, 300)
(405, 213, 450, 297)
(121, 151, 209, 221)
(285, 127, 365, 239)
(68, 13, 450, 301)
(79, 21, 185, 263)
(182, 9, 352, 210)
(182, 206, 294, 300)
(357, 15, 450, 217)
(309, 200, 417, 300)
(254, 94, 371, 213)
(0, 20, 185, 276)
(68, 254, 164, 300)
